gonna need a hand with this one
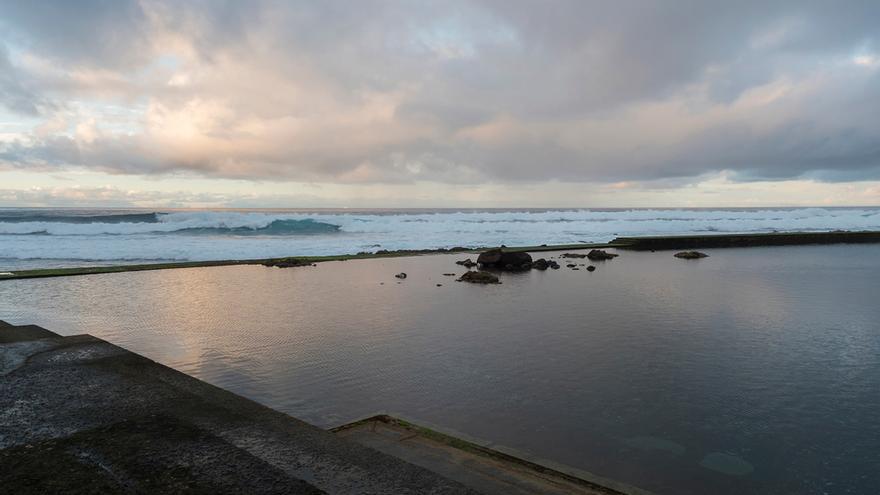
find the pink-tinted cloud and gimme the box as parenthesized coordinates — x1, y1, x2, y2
(0, 0, 879, 187)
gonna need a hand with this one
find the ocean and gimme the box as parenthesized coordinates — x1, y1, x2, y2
(2, 207, 880, 270)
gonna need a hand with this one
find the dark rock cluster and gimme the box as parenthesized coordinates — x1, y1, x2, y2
(457, 271, 501, 284)
(561, 253, 588, 258)
(458, 248, 566, 273)
(476, 249, 533, 270)
(531, 258, 560, 270)
(674, 251, 709, 259)
(586, 249, 619, 261)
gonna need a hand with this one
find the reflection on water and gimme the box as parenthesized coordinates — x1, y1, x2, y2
(2, 245, 879, 495)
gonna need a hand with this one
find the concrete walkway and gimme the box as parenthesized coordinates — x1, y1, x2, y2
(334, 416, 643, 495)
(0, 320, 477, 494)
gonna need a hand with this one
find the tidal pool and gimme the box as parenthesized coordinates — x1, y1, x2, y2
(2, 244, 879, 494)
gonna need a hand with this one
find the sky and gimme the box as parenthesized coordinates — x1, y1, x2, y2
(1, 0, 879, 208)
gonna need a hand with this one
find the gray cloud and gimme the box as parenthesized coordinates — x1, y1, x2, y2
(0, 45, 50, 114)
(1, 0, 879, 185)
(0, 0, 150, 68)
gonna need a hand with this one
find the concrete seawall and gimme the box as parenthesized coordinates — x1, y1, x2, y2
(0, 320, 478, 494)
(1, 320, 635, 494)
(612, 231, 880, 250)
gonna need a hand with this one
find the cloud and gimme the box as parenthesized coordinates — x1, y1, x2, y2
(0, 0, 879, 186)
(0, 45, 51, 115)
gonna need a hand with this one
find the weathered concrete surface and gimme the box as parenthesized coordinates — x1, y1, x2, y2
(0, 320, 477, 494)
(333, 416, 649, 495)
(0, 321, 57, 343)
(613, 231, 880, 250)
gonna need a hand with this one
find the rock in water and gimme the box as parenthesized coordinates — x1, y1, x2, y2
(476, 249, 503, 265)
(561, 253, 588, 258)
(395, 272, 407, 279)
(476, 248, 533, 270)
(674, 251, 709, 259)
(532, 258, 550, 270)
(586, 265, 596, 272)
(587, 249, 619, 261)
(455, 258, 477, 268)
(457, 271, 501, 284)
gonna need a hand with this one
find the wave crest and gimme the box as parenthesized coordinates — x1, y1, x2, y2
(172, 219, 341, 236)
(0, 212, 342, 236)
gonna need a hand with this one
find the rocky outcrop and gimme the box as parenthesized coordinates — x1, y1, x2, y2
(455, 259, 477, 268)
(457, 271, 501, 284)
(586, 249, 618, 261)
(477, 249, 533, 270)
(674, 251, 709, 259)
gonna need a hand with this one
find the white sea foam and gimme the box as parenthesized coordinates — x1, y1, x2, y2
(1, 208, 879, 268)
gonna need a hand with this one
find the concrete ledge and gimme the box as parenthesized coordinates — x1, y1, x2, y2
(612, 231, 880, 250)
(1, 414, 324, 494)
(333, 415, 651, 495)
(0, 321, 59, 343)
(0, 323, 478, 494)
(1, 320, 643, 494)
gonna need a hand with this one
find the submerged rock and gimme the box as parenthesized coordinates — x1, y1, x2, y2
(476, 249, 533, 270)
(700, 453, 754, 476)
(561, 253, 587, 258)
(587, 249, 619, 261)
(457, 271, 501, 284)
(625, 436, 686, 456)
(674, 251, 709, 259)
(395, 272, 407, 279)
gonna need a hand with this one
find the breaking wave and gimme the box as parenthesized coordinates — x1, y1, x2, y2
(0, 211, 341, 236)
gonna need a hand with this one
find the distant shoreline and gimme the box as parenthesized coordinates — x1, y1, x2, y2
(3, 230, 880, 281)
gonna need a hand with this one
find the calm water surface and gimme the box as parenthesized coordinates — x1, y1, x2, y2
(2, 245, 879, 494)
